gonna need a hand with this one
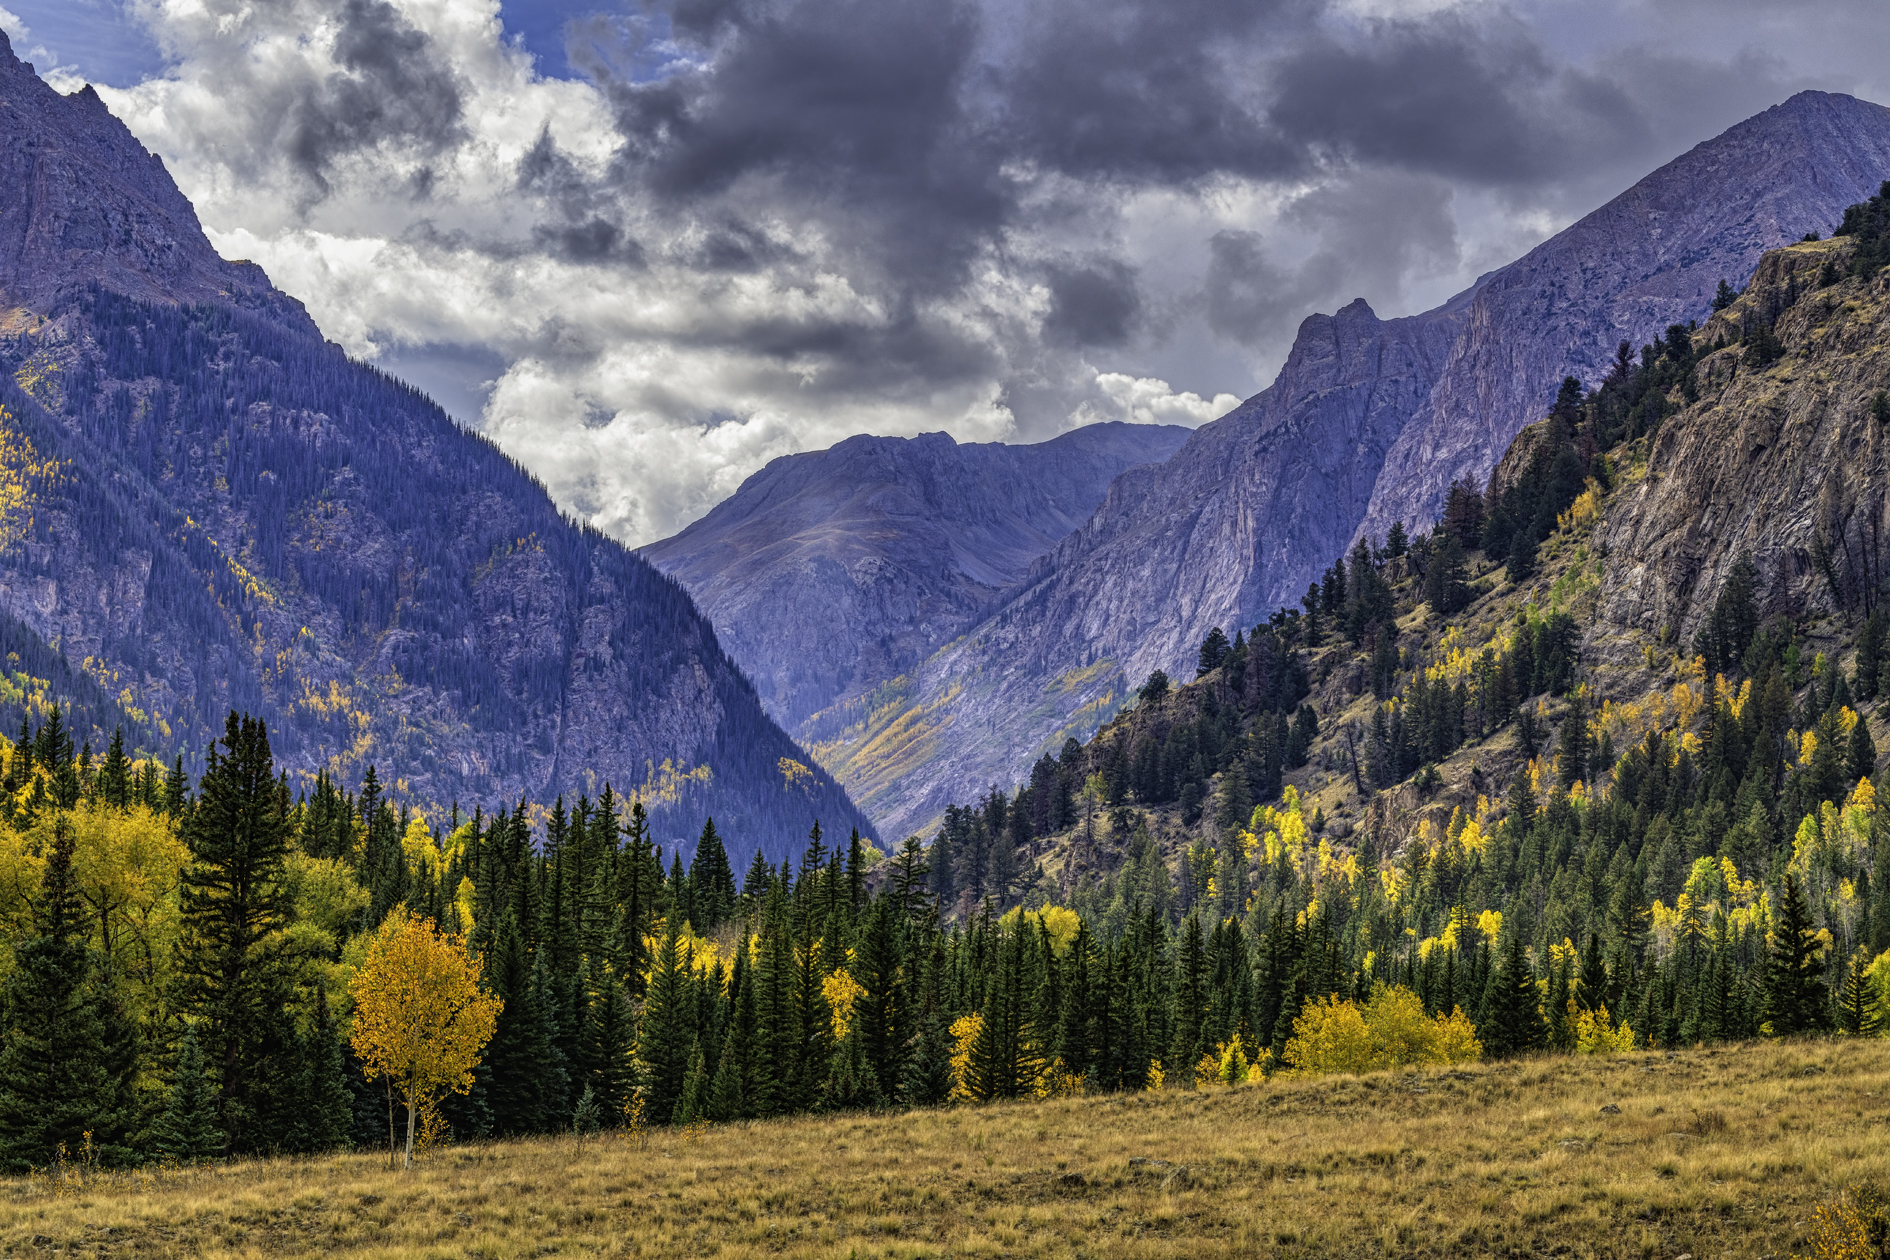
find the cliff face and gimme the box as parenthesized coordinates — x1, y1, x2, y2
(0, 39, 869, 864)
(0, 32, 310, 331)
(1358, 90, 1890, 546)
(812, 297, 1463, 838)
(642, 422, 1189, 730)
(804, 90, 1890, 842)
(1595, 236, 1890, 650)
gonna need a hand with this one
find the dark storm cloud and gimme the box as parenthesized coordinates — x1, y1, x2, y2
(1043, 258, 1143, 349)
(286, 0, 464, 193)
(1264, 11, 1647, 184)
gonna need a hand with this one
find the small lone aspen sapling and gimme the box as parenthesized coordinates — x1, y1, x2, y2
(349, 907, 502, 1168)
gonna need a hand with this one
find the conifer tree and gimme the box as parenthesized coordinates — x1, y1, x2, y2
(1837, 950, 1881, 1038)
(285, 988, 353, 1154)
(689, 819, 738, 931)
(152, 1027, 224, 1163)
(1170, 913, 1209, 1077)
(581, 973, 638, 1121)
(174, 713, 296, 1154)
(967, 926, 1042, 1100)
(639, 918, 697, 1124)
(0, 818, 138, 1168)
(483, 912, 560, 1135)
(851, 896, 907, 1096)
(1764, 874, 1829, 1036)
(1482, 933, 1547, 1058)
(99, 727, 131, 810)
(903, 938, 955, 1105)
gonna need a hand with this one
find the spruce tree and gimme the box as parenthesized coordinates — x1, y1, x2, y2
(1170, 913, 1209, 1078)
(639, 918, 697, 1124)
(1763, 874, 1829, 1036)
(581, 974, 639, 1122)
(174, 713, 296, 1154)
(152, 1027, 224, 1163)
(1482, 933, 1547, 1058)
(484, 912, 560, 1135)
(285, 988, 353, 1154)
(0, 818, 138, 1169)
(689, 819, 738, 931)
(851, 896, 907, 1095)
(1838, 950, 1882, 1038)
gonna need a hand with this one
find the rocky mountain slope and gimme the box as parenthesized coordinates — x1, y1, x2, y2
(814, 90, 1890, 842)
(0, 34, 869, 863)
(1595, 231, 1890, 649)
(642, 423, 1189, 730)
(1358, 89, 1890, 547)
(993, 224, 1890, 922)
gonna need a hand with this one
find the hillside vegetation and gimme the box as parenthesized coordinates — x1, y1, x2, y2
(16, 1038, 1890, 1260)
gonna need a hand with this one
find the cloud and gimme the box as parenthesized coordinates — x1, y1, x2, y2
(83, 0, 1890, 546)
(1085, 373, 1242, 427)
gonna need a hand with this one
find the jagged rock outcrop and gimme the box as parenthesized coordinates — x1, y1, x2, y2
(1597, 236, 1890, 648)
(642, 423, 1189, 730)
(806, 90, 1890, 842)
(1359, 90, 1890, 545)
(0, 31, 310, 331)
(0, 37, 868, 864)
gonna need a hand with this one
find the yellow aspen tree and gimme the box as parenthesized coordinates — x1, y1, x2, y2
(349, 907, 502, 1167)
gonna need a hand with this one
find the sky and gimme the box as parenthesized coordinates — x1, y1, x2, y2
(3, 0, 1889, 546)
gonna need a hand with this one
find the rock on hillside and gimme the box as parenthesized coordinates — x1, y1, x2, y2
(642, 423, 1189, 730)
(1596, 234, 1890, 649)
(0, 37, 869, 864)
(1359, 90, 1890, 546)
(810, 90, 1890, 842)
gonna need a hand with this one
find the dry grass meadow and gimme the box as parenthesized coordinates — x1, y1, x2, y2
(15, 1039, 1890, 1259)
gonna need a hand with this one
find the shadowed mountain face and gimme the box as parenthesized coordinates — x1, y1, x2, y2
(801, 89, 1890, 842)
(642, 423, 1191, 730)
(0, 33, 870, 865)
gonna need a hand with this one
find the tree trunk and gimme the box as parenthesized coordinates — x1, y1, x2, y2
(404, 1085, 417, 1169)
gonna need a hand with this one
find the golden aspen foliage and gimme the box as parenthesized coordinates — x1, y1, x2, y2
(348, 907, 503, 1167)
(1571, 1003, 1637, 1054)
(1283, 985, 1482, 1078)
(947, 1013, 982, 1101)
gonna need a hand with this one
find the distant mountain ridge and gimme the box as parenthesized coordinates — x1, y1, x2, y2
(798, 89, 1890, 841)
(643, 423, 1190, 731)
(0, 32, 869, 864)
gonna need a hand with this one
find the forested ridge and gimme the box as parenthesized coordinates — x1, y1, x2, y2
(0, 276, 870, 862)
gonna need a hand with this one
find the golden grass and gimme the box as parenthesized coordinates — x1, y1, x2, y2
(16, 1038, 1890, 1259)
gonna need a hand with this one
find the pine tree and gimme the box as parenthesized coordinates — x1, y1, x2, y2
(174, 713, 296, 1154)
(99, 727, 131, 810)
(152, 1027, 224, 1163)
(967, 926, 1043, 1100)
(1763, 874, 1829, 1037)
(903, 939, 955, 1105)
(639, 918, 697, 1124)
(285, 988, 353, 1154)
(1482, 933, 1547, 1058)
(689, 819, 738, 931)
(0, 818, 139, 1169)
(1170, 913, 1208, 1078)
(1838, 950, 1882, 1038)
(484, 912, 561, 1135)
(581, 973, 639, 1121)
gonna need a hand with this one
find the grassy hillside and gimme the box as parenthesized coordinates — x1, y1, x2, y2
(18, 1038, 1889, 1259)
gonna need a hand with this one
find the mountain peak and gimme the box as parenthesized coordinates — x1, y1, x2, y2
(0, 30, 315, 331)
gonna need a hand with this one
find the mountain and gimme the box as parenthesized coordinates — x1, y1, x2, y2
(0, 32, 869, 862)
(1595, 231, 1890, 648)
(1356, 89, 1890, 546)
(808, 90, 1890, 842)
(641, 423, 1190, 731)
